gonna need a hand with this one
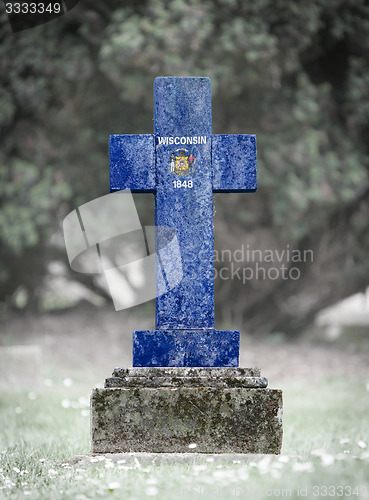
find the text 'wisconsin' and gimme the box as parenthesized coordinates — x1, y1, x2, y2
(157, 136, 207, 146)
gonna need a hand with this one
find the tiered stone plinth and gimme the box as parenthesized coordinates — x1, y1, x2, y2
(91, 367, 283, 454)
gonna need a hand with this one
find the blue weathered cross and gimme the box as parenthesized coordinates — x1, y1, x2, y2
(110, 77, 256, 367)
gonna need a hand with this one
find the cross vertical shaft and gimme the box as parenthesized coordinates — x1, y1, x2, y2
(154, 77, 214, 330)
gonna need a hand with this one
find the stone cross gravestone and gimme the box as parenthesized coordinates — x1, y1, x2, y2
(91, 77, 283, 454)
(110, 76, 256, 367)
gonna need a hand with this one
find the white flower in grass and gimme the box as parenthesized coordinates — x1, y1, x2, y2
(104, 462, 114, 469)
(188, 443, 197, 449)
(271, 468, 281, 479)
(272, 461, 283, 470)
(358, 440, 367, 449)
(116, 459, 126, 464)
(238, 467, 249, 481)
(4, 477, 14, 487)
(212, 469, 227, 479)
(39, 459, 46, 463)
(213, 468, 238, 481)
(27, 392, 37, 400)
(256, 455, 272, 474)
(206, 457, 214, 463)
(339, 438, 349, 445)
(108, 482, 121, 491)
(13, 467, 20, 474)
(61, 400, 70, 409)
(146, 486, 159, 496)
(193, 465, 207, 472)
(15, 407, 22, 414)
(90, 458, 99, 463)
(63, 378, 73, 387)
(81, 410, 89, 417)
(292, 462, 314, 472)
(24, 491, 31, 496)
(146, 477, 158, 485)
(48, 469, 58, 477)
(321, 454, 335, 466)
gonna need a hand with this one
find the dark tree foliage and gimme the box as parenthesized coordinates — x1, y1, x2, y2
(0, 0, 368, 334)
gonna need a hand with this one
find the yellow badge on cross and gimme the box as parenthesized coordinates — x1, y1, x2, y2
(170, 149, 195, 176)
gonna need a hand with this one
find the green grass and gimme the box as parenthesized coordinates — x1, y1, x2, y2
(0, 378, 369, 499)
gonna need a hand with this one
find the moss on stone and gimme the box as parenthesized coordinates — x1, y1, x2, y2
(91, 384, 283, 454)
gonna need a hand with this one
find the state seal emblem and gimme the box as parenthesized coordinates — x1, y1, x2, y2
(170, 149, 195, 176)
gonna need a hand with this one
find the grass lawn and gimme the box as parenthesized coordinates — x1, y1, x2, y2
(1, 376, 369, 499)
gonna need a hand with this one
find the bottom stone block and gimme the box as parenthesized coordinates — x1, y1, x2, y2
(91, 368, 283, 454)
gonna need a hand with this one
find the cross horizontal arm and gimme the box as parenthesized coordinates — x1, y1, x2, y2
(110, 134, 156, 193)
(212, 134, 257, 192)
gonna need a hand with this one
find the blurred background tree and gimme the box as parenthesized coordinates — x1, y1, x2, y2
(0, 0, 368, 335)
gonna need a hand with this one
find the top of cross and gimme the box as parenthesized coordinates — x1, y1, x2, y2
(110, 76, 256, 194)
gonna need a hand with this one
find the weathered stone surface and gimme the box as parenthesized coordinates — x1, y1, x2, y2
(91, 368, 282, 454)
(109, 134, 155, 193)
(154, 77, 215, 332)
(91, 387, 282, 454)
(212, 134, 257, 193)
(106, 366, 266, 388)
(113, 367, 261, 377)
(105, 375, 268, 388)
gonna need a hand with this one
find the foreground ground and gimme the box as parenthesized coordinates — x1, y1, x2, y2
(0, 306, 369, 499)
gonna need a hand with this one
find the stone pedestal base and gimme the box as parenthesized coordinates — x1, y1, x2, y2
(91, 367, 283, 454)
